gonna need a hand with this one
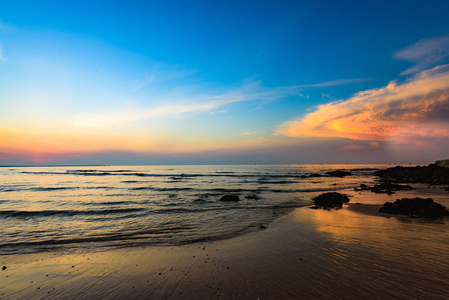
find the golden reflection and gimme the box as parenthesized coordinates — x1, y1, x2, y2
(292, 205, 449, 261)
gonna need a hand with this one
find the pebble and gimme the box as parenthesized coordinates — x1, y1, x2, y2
(2, 266, 6, 271)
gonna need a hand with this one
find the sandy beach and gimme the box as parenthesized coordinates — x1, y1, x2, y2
(2, 199, 449, 299)
(2, 0, 449, 298)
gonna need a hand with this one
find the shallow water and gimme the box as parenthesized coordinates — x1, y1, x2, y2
(0, 164, 423, 254)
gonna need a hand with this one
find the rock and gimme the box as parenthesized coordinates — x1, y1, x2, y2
(259, 225, 267, 229)
(379, 197, 448, 219)
(374, 164, 449, 185)
(435, 159, 449, 168)
(193, 198, 207, 203)
(2, 266, 6, 271)
(219, 195, 240, 202)
(326, 170, 352, 177)
(244, 194, 259, 200)
(369, 182, 413, 194)
(312, 192, 350, 208)
(354, 184, 370, 191)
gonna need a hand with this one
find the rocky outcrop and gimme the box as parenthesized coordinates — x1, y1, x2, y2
(355, 182, 413, 194)
(326, 170, 352, 177)
(435, 159, 449, 168)
(219, 195, 240, 202)
(379, 198, 448, 219)
(312, 192, 350, 208)
(374, 164, 449, 185)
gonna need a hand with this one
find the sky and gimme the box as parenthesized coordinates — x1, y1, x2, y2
(1, 0, 449, 165)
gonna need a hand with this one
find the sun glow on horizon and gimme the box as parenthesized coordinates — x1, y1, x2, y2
(1, 1, 449, 164)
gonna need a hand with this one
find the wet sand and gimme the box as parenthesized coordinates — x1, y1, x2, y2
(2, 202, 449, 299)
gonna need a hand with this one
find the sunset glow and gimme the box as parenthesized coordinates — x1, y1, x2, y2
(1, 1, 448, 165)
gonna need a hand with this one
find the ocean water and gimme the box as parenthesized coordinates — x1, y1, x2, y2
(0, 164, 388, 254)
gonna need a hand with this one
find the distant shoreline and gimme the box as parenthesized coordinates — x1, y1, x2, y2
(0, 163, 425, 168)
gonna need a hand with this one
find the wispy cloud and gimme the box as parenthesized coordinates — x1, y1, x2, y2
(0, 19, 13, 33)
(278, 64, 449, 147)
(71, 77, 368, 127)
(394, 35, 449, 75)
(134, 67, 198, 91)
(295, 78, 370, 88)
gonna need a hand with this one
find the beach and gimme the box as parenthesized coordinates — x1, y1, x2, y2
(2, 201, 449, 299)
(1, 165, 449, 299)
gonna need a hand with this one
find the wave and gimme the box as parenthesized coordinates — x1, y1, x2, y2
(67, 169, 135, 173)
(31, 187, 78, 191)
(131, 187, 193, 191)
(20, 170, 335, 179)
(81, 200, 145, 206)
(0, 225, 195, 250)
(0, 208, 146, 219)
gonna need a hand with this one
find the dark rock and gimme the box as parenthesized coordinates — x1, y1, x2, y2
(369, 182, 413, 194)
(326, 170, 352, 177)
(379, 197, 448, 219)
(244, 194, 259, 200)
(374, 164, 449, 185)
(219, 195, 240, 202)
(309, 206, 318, 209)
(354, 184, 370, 191)
(259, 225, 267, 229)
(2, 266, 6, 271)
(312, 192, 350, 208)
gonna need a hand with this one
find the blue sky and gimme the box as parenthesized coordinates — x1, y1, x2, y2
(1, 0, 449, 165)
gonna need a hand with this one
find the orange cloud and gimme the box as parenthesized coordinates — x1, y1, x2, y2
(278, 65, 449, 146)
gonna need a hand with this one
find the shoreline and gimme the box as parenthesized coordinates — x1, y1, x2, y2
(2, 202, 449, 299)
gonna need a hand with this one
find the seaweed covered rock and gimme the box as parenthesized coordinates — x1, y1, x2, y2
(312, 192, 350, 208)
(219, 195, 240, 202)
(379, 197, 448, 219)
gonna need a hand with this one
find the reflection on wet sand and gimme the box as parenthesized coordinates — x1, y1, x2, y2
(2, 205, 449, 299)
(293, 206, 449, 299)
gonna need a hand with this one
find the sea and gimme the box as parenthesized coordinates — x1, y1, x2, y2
(0, 164, 399, 255)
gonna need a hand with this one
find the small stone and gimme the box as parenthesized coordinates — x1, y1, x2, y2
(2, 266, 6, 271)
(219, 195, 240, 202)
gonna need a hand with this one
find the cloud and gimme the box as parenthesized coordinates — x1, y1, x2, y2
(133, 68, 198, 91)
(278, 64, 449, 147)
(394, 35, 449, 75)
(71, 77, 368, 127)
(0, 19, 13, 33)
